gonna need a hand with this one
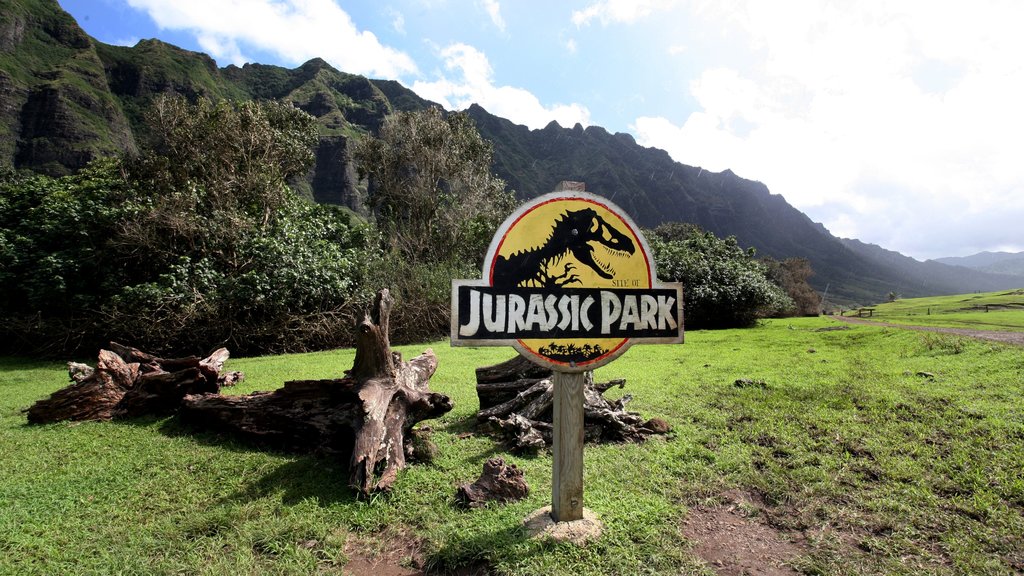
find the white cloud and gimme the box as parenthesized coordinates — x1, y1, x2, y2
(481, 0, 505, 32)
(125, 0, 416, 77)
(114, 36, 141, 47)
(632, 1, 1024, 259)
(386, 7, 406, 35)
(571, 0, 679, 27)
(412, 43, 591, 130)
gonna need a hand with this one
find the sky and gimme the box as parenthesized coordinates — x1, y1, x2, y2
(58, 0, 1024, 261)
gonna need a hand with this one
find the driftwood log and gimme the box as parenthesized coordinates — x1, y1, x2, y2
(455, 457, 529, 508)
(25, 343, 241, 423)
(476, 355, 670, 452)
(178, 289, 453, 495)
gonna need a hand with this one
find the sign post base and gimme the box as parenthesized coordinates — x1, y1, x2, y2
(523, 506, 603, 544)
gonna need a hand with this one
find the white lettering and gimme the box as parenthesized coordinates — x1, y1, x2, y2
(542, 295, 558, 331)
(640, 294, 658, 330)
(458, 288, 678, 338)
(483, 293, 505, 333)
(557, 295, 573, 330)
(601, 291, 621, 334)
(580, 296, 595, 331)
(658, 295, 677, 330)
(619, 295, 641, 331)
(459, 289, 480, 336)
(508, 294, 527, 332)
(525, 294, 545, 330)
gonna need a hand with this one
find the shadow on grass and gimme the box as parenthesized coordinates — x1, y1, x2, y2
(152, 414, 360, 505)
(423, 520, 536, 576)
(441, 414, 546, 466)
(223, 456, 358, 507)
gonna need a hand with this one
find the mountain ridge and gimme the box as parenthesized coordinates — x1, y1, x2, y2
(2, 0, 1020, 305)
(934, 251, 1024, 277)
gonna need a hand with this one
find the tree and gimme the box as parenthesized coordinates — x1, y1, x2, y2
(354, 106, 514, 266)
(649, 223, 792, 328)
(762, 257, 821, 316)
(120, 95, 320, 271)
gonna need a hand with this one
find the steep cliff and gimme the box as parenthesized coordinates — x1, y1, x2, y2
(1, 0, 136, 174)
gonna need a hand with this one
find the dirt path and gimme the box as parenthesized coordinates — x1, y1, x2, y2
(831, 315, 1024, 346)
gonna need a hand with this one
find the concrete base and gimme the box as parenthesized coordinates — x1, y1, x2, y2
(523, 506, 603, 545)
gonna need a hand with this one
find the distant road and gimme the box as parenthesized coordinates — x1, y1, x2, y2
(831, 315, 1024, 347)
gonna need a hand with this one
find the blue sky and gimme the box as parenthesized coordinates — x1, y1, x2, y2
(58, 0, 1024, 261)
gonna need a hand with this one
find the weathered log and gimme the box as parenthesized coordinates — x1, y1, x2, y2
(25, 345, 240, 423)
(476, 379, 550, 421)
(455, 457, 529, 508)
(488, 414, 549, 453)
(115, 346, 235, 417)
(475, 356, 552, 409)
(179, 289, 453, 496)
(475, 356, 669, 451)
(26, 350, 138, 423)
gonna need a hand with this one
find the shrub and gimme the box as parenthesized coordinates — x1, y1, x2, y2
(649, 223, 792, 329)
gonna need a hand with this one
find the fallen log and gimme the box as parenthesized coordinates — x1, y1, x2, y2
(25, 345, 239, 423)
(476, 356, 670, 452)
(179, 289, 454, 496)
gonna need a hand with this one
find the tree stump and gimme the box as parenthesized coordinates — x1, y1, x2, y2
(25, 344, 240, 423)
(455, 457, 529, 508)
(475, 356, 670, 452)
(178, 289, 453, 495)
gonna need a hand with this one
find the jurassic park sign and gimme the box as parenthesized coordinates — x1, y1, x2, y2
(451, 188, 683, 371)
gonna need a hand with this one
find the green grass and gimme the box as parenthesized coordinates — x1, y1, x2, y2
(2, 317, 1023, 574)
(845, 289, 1024, 332)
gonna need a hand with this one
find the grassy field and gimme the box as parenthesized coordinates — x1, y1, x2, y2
(2, 316, 1023, 575)
(842, 288, 1024, 332)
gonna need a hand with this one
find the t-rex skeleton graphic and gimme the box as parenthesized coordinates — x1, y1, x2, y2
(492, 208, 636, 288)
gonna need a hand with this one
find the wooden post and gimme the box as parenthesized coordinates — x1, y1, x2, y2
(551, 371, 585, 522)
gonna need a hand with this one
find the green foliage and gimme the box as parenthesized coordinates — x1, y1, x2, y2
(0, 160, 141, 315)
(106, 196, 372, 354)
(649, 222, 793, 328)
(354, 107, 515, 340)
(355, 106, 514, 266)
(0, 96, 373, 356)
(128, 95, 317, 236)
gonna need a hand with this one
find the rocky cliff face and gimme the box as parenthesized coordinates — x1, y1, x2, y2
(0, 1, 397, 209)
(309, 135, 363, 210)
(2, 0, 137, 175)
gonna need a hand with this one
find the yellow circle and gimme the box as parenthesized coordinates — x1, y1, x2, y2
(489, 196, 652, 368)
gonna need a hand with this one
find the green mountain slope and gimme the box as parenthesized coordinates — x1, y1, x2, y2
(1, 0, 136, 174)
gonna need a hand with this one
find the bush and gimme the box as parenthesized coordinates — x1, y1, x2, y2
(649, 223, 792, 329)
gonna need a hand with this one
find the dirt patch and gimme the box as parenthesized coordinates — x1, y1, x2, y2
(342, 531, 490, 576)
(683, 490, 807, 575)
(831, 315, 1024, 346)
(343, 531, 423, 576)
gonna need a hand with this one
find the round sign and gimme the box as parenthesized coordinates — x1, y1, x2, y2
(490, 192, 652, 369)
(452, 190, 683, 372)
